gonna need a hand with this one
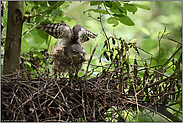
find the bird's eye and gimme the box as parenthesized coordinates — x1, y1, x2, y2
(74, 51, 78, 55)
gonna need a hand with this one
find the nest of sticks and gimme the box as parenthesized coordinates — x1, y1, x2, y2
(1, 38, 182, 122)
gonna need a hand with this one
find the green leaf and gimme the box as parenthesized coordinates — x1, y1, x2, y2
(86, 9, 108, 14)
(107, 17, 119, 27)
(21, 39, 30, 53)
(36, 29, 49, 40)
(141, 38, 157, 52)
(40, 19, 52, 24)
(90, 1, 101, 6)
(46, 10, 52, 14)
(134, 4, 151, 10)
(48, 1, 58, 6)
(52, 10, 62, 17)
(48, 1, 64, 9)
(111, 2, 121, 9)
(63, 16, 72, 21)
(110, 8, 122, 14)
(124, 3, 137, 14)
(113, 21, 119, 27)
(34, 34, 47, 46)
(113, 13, 125, 18)
(104, 1, 112, 7)
(113, 14, 134, 26)
(107, 17, 116, 24)
(119, 6, 127, 15)
(38, 1, 47, 7)
(99, 10, 108, 14)
(35, 17, 42, 24)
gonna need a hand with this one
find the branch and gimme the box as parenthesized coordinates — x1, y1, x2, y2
(85, 43, 98, 80)
(97, 2, 110, 50)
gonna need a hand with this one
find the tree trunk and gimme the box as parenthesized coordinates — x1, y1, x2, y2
(3, 1, 24, 75)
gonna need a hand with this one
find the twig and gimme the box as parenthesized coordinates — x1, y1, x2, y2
(123, 98, 172, 122)
(97, 2, 110, 50)
(17, 81, 70, 109)
(21, 22, 41, 39)
(160, 46, 182, 69)
(132, 82, 139, 121)
(168, 38, 182, 45)
(55, 81, 69, 107)
(85, 43, 98, 80)
(157, 27, 167, 58)
(31, 100, 39, 122)
(130, 64, 169, 77)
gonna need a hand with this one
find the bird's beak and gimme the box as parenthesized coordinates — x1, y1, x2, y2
(80, 54, 83, 59)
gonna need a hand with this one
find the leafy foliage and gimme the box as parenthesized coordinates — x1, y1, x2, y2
(1, 1, 182, 122)
(84, 1, 150, 27)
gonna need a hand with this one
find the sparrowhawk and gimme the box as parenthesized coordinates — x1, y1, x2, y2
(36, 21, 97, 75)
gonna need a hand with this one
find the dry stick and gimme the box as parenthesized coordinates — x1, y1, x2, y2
(144, 109, 154, 121)
(122, 98, 172, 122)
(88, 14, 100, 22)
(2, 69, 28, 77)
(132, 82, 139, 122)
(55, 81, 69, 107)
(97, 2, 110, 50)
(65, 91, 82, 106)
(168, 38, 182, 45)
(158, 28, 167, 60)
(30, 100, 39, 122)
(110, 106, 121, 121)
(82, 87, 86, 121)
(11, 86, 20, 104)
(133, 46, 182, 100)
(97, 101, 107, 121)
(117, 76, 172, 121)
(160, 46, 182, 69)
(47, 90, 60, 107)
(85, 43, 98, 80)
(137, 91, 174, 122)
(92, 99, 96, 120)
(17, 81, 70, 108)
(130, 64, 169, 77)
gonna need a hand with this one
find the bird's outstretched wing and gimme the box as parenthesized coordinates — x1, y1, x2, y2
(36, 21, 73, 40)
(72, 25, 97, 43)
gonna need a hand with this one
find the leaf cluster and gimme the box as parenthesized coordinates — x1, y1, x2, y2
(84, 1, 150, 27)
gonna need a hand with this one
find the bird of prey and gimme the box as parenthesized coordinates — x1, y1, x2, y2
(36, 21, 97, 75)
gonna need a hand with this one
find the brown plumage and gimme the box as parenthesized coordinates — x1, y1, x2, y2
(36, 21, 97, 75)
(51, 41, 87, 75)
